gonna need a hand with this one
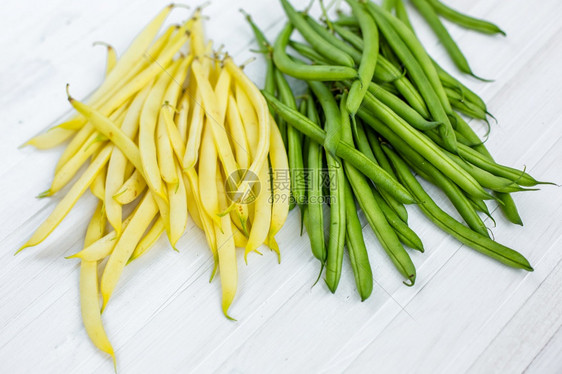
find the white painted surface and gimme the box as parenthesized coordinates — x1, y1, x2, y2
(0, 0, 561, 373)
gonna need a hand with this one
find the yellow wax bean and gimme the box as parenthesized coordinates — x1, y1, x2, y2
(17, 145, 112, 253)
(100, 191, 159, 309)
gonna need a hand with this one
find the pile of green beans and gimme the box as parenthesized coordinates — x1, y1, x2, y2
(244, 0, 548, 299)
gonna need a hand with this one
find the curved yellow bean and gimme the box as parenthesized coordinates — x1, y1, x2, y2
(224, 58, 270, 180)
(93, 41, 117, 76)
(234, 83, 259, 158)
(182, 90, 205, 170)
(100, 191, 159, 309)
(245, 163, 272, 261)
(198, 119, 220, 225)
(226, 94, 251, 170)
(56, 123, 94, 172)
(128, 216, 165, 263)
(68, 215, 133, 261)
(215, 172, 237, 320)
(157, 56, 193, 183)
(52, 106, 127, 195)
(267, 114, 290, 241)
(168, 164, 188, 248)
(88, 4, 176, 107)
(90, 163, 107, 201)
(113, 169, 147, 205)
(162, 103, 186, 163)
(17, 145, 112, 253)
(68, 95, 143, 176)
(79, 202, 115, 365)
(176, 93, 190, 143)
(139, 60, 182, 201)
(22, 126, 75, 149)
(105, 85, 152, 234)
(183, 170, 217, 277)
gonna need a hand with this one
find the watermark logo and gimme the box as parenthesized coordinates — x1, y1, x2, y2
(225, 169, 260, 205)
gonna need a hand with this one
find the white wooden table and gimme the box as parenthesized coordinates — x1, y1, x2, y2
(1, 0, 561, 373)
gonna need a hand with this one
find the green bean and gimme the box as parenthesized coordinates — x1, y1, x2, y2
(374, 2, 454, 116)
(303, 136, 326, 262)
(426, 0, 506, 36)
(410, 0, 484, 80)
(450, 98, 488, 121)
(360, 108, 489, 237)
(280, 0, 355, 67)
(308, 81, 343, 159)
(377, 57, 431, 118)
(380, 37, 403, 70)
(382, 0, 396, 12)
(367, 82, 439, 131)
(262, 90, 415, 204)
(318, 22, 429, 118)
(275, 69, 305, 211)
(304, 14, 362, 64)
(422, 131, 531, 193)
(367, 2, 458, 153)
(359, 90, 491, 200)
(333, 23, 364, 51)
(454, 140, 542, 187)
(450, 113, 524, 225)
(394, 0, 414, 30)
(384, 147, 533, 271)
(380, 82, 400, 96)
(341, 107, 416, 285)
(273, 23, 357, 81)
(495, 193, 523, 225)
(334, 13, 359, 27)
(366, 130, 400, 183)
(322, 97, 347, 292)
(289, 40, 331, 65)
(371, 186, 424, 251)
(433, 59, 487, 113)
(346, 0, 379, 115)
(354, 121, 408, 223)
(343, 177, 373, 300)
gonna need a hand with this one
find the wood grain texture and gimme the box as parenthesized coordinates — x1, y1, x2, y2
(0, 0, 561, 373)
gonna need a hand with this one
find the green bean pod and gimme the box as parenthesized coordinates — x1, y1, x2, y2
(346, 0, 379, 115)
(367, 82, 439, 131)
(371, 186, 424, 251)
(366, 129, 401, 183)
(359, 90, 491, 200)
(410, 0, 481, 79)
(384, 147, 533, 271)
(289, 40, 331, 65)
(273, 23, 357, 81)
(341, 96, 416, 285)
(304, 14, 362, 64)
(367, 2, 458, 153)
(450, 114, 525, 225)
(280, 0, 355, 67)
(333, 23, 364, 51)
(308, 81, 342, 159)
(276, 69, 305, 211)
(434, 61, 487, 113)
(343, 178, 374, 300)
(426, 0, 506, 36)
(311, 96, 346, 291)
(394, 0, 414, 30)
(354, 121, 408, 223)
(261, 90, 415, 204)
(373, 2, 454, 116)
(360, 108, 489, 237)
(303, 136, 327, 263)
